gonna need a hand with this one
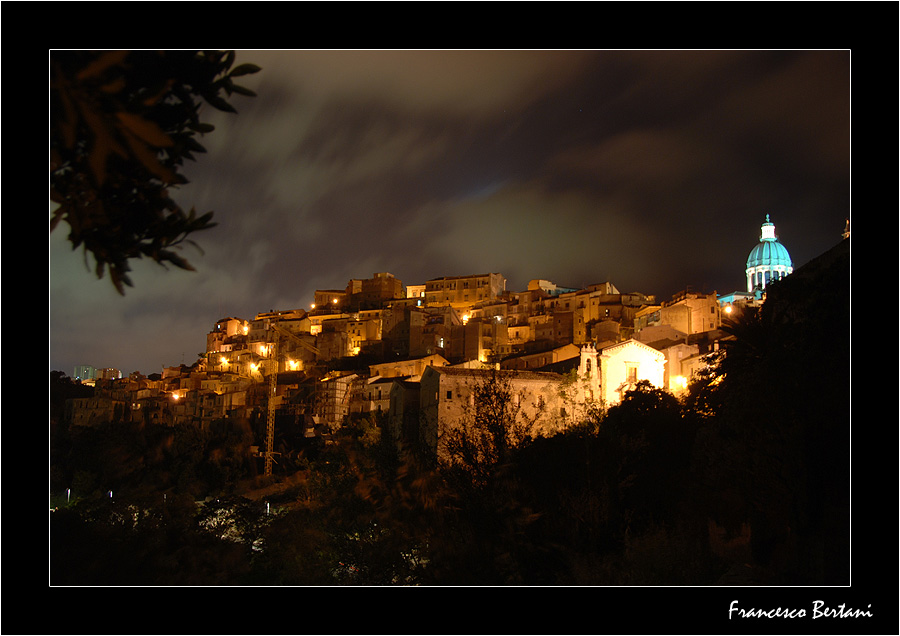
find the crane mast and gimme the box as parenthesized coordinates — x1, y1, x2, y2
(263, 318, 320, 477)
(264, 335, 278, 477)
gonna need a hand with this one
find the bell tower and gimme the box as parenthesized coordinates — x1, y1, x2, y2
(578, 342, 601, 402)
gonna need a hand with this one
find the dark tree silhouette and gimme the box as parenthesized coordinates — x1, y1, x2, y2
(696, 239, 850, 584)
(442, 370, 533, 490)
(50, 50, 260, 293)
(601, 381, 694, 533)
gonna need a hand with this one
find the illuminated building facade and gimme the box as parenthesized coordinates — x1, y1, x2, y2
(424, 272, 506, 307)
(315, 273, 404, 312)
(598, 339, 666, 406)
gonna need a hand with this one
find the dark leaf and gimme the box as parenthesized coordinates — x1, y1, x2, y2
(189, 122, 216, 134)
(204, 94, 238, 113)
(229, 63, 262, 77)
(230, 84, 257, 97)
(115, 112, 173, 148)
(185, 137, 207, 154)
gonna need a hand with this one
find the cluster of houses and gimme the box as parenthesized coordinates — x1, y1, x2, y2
(67, 271, 735, 461)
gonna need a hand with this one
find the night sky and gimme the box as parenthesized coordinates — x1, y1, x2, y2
(49, 50, 850, 377)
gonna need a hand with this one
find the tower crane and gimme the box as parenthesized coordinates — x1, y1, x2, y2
(262, 318, 320, 476)
(263, 336, 278, 477)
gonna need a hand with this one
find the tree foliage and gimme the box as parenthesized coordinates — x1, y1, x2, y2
(50, 50, 260, 293)
(442, 371, 534, 489)
(600, 381, 696, 535)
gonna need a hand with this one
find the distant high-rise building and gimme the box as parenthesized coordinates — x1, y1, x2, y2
(73, 365, 96, 381)
(96, 367, 123, 380)
(746, 215, 793, 292)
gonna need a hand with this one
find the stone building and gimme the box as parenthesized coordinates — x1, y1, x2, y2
(314, 272, 404, 312)
(66, 396, 127, 427)
(413, 344, 603, 462)
(317, 372, 357, 431)
(418, 366, 567, 463)
(424, 272, 506, 308)
(634, 289, 721, 336)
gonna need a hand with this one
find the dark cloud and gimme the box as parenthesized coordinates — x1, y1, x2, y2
(50, 50, 850, 376)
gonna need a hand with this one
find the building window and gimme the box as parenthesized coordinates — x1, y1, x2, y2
(446, 390, 452, 400)
(626, 364, 638, 383)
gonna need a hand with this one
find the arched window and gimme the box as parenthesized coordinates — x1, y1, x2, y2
(585, 358, 592, 378)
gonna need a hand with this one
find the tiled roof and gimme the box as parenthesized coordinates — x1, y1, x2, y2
(429, 366, 563, 382)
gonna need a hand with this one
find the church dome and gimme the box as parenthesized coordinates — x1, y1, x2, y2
(745, 215, 793, 292)
(747, 236, 792, 269)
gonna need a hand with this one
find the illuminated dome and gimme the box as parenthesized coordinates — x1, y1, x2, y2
(745, 215, 793, 292)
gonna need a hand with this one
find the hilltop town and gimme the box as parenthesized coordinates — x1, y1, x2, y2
(66, 215, 818, 462)
(66, 269, 741, 462)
